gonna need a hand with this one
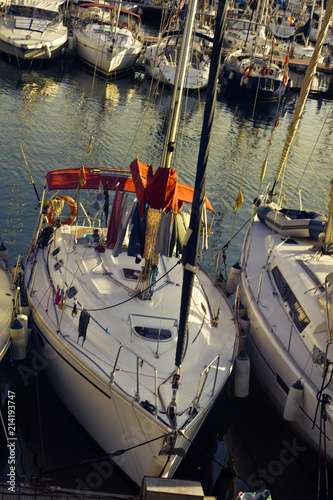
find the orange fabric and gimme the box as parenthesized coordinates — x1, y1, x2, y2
(45, 166, 215, 213)
(130, 159, 179, 217)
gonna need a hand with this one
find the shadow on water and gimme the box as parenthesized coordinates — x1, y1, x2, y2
(175, 369, 333, 500)
(217, 88, 292, 130)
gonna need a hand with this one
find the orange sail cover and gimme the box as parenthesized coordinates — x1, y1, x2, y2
(130, 159, 179, 217)
(130, 159, 214, 216)
(45, 164, 214, 213)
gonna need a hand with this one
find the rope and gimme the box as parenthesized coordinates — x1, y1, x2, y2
(77, 258, 182, 312)
(43, 432, 174, 475)
(313, 360, 332, 500)
(178, 429, 247, 483)
(283, 101, 333, 211)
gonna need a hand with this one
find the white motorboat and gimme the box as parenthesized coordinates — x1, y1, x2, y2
(240, 0, 333, 465)
(73, 3, 143, 77)
(23, 0, 238, 487)
(0, 0, 68, 62)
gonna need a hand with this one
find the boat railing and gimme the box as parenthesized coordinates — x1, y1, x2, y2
(189, 353, 221, 416)
(109, 343, 159, 416)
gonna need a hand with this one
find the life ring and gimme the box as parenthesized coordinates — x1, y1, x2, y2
(269, 16, 276, 24)
(283, 71, 288, 86)
(45, 195, 77, 226)
(242, 65, 252, 79)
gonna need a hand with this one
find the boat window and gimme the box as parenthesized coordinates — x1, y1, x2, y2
(10, 6, 58, 21)
(272, 266, 310, 332)
(134, 326, 172, 341)
(123, 268, 139, 280)
(34, 9, 58, 21)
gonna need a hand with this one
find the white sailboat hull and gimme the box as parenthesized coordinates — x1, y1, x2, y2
(0, 260, 14, 362)
(24, 219, 237, 486)
(240, 217, 333, 461)
(144, 41, 210, 90)
(74, 25, 142, 76)
(29, 320, 188, 484)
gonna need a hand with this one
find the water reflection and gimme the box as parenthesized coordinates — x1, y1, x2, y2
(1, 45, 333, 500)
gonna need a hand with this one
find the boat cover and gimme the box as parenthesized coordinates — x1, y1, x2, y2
(11, 0, 66, 11)
(46, 165, 215, 214)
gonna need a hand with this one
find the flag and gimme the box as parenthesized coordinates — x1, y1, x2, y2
(235, 189, 243, 211)
(260, 157, 268, 182)
(87, 132, 93, 155)
(79, 162, 86, 186)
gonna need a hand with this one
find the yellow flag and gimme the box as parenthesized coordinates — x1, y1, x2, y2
(260, 157, 268, 182)
(79, 163, 86, 186)
(235, 188, 243, 211)
(87, 132, 93, 155)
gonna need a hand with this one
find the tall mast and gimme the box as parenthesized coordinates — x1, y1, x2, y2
(167, 0, 227, 423)
(161, 0, 199, 170)
(269, 0, 333, 199)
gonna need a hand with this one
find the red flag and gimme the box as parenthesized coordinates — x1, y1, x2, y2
(79, 163, 86, 186)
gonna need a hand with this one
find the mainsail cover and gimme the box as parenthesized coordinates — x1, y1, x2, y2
(130, 159, 215, 216)
(130, 159, 179, 217)
(45, 167, 215, 213)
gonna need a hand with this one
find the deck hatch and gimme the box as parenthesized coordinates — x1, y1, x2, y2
(134, 326, 172, 341)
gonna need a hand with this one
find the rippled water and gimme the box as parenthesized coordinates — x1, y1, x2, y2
(0, 48, 333, 499)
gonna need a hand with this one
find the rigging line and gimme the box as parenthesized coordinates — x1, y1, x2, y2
(153, 83, 172, 166)
(145, 79, 167, 166)
(178, 430, 246, 483)
(221, 209, 259, 251)
(44, 432, 174, 474)
(294, 134, 330, 200)
(255, 100, 282, 201)
(69, 258, 182, 312)
(175, 75, 191, 175)
(122, 79, 162, 168)
(225, 62, 269, 271)
(79, 14, 104, 167)
(136, 62, 162, 158)
(284, 101, 333, 211)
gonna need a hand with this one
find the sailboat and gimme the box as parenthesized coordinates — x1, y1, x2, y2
(0, 239, 27, 363)
(240, 0, 333, 464)
(221, 48, 290, 101)
(0, 242, 15, 362)
(22, 0, 238, 487)
(73, 3, 143, 77)
(144, 6, 211, 90)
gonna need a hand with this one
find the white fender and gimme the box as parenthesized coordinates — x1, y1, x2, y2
(283, 380, 303, 422)
(226, 262, 241, 296)
(10, 318, 26, 361)
(234, 351, 250, 398)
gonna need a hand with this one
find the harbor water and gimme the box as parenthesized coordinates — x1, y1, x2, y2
(0, 43, 333, 499)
